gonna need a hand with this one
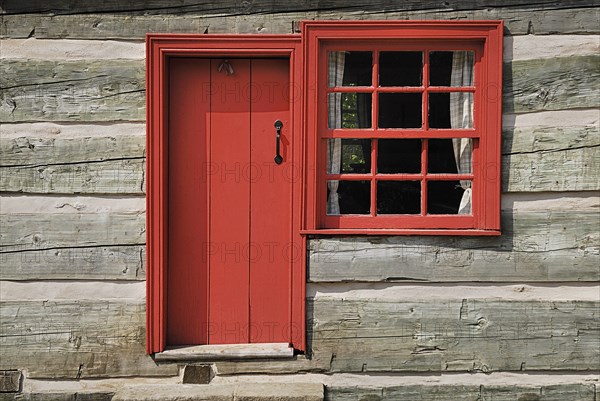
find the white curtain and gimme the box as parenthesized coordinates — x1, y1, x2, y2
(327, 52, 345, 215)
(450, 51, 474, 215)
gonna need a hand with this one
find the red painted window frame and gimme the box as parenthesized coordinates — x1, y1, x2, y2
(301, 20, 503, 236)
(146, 34, 305, 354)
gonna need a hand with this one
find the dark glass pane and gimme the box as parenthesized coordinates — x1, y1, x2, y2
(428, 92, 451, 129)
(429, 92, 473, 129)
(430, 51, 474, 87)
(328, 51, 373, 87)
(428, 139, 458, 173)
(427, 181, 470, 214)
(328, 139, 372, 174)
(378, 93, 422, 128)
(377, 181, 420, 214)
(377, 139, 421, 173)
(327, 180, 370, 215)
(379, 52, 423, 86)
(429, 51, 453, 86)
(328, 93, 372, 129)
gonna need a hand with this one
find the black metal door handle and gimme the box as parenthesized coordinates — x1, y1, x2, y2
(274, 120, 283, 165)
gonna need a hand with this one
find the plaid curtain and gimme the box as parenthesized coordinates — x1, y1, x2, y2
(450, 51, 474, 215)
(327, 52, 345, 215)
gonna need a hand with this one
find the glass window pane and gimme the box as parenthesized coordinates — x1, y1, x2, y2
(428, 138, 472, 174)
(328, 93, 372, 129)
(377, 181, 421, 214)
(430, 51, 474, 87)
(379, 52, 423, 86)
(377, 139, 421, 174)
(378, 93, 422, 128)
(328, 51, 372, 87)
(328, 139, 371, 174)
(429, 92, 473, 129)
(427, 180, 472, 214)
(327, 180, 370, 215)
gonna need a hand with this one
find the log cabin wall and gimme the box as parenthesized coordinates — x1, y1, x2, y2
(0, 2, 599, 400)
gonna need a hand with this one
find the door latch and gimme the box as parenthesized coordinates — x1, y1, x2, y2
(274, 120, 283, 165)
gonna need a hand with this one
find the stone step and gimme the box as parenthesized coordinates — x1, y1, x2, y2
(112, 383, 323, 401)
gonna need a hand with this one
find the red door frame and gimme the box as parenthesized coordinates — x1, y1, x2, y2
(146, 34, 305, 354)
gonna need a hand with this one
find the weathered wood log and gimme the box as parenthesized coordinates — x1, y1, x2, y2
(214, 354, 331, 376)
(1, 123, 597, 194)
(2, 0, 597, 16)
(0, 125, 146, 194)
(327, 383, 596, 401)
(502, 125, 599, 192)
(0, 245, 145, 280)
(0, 60, 145, 122)
(2, 54, 596, 122)
(2, 7, 599, 39)
(0, 132, 145, 166)
(308, 295, 600, 373)
(0, 159, 145, 194)
(0, 300, 178, 378)
(0, 212, 145, 253)
(0, 392, 114, 401)
(504, 55, 600, 114)
(0, 196, 146, 280)
(308, 209, 600, 282)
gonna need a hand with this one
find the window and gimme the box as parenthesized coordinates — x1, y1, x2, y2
(303, 21, 503, 235)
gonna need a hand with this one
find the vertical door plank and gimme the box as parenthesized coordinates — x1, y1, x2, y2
(249, 59, 292, 343)
(209, 59, 251, 344)
(167, 58, 210, 345)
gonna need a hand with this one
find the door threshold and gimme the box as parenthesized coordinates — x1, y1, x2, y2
(154, 342, 294, 362)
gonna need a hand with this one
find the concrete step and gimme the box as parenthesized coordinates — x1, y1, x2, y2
(112, 383, 323, 401)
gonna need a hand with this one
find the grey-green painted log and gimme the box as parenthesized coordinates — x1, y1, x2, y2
(308, 297, 599, 373)
(0, 300, 178, 378)
(308, 210, 600, 283)
(2, 7, 600, 39)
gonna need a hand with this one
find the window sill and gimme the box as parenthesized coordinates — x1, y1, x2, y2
(154, 343, 294, 362)
(300, 229, 501, 236)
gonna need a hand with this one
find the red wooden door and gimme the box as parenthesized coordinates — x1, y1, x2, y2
(167, 57, 292, 346)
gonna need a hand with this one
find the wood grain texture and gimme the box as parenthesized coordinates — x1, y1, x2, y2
(2, 7, 599, 39)
(0, 300, 178, 378)
(308, 296, 600, 373)
(0, 130, 146, 194)
(0, 60, 145, 122)
(3, 55, 597, 122)
(0, 245, 145, 280)
(0, 212, 145, 253)
(1, 124, 597, 194)
(0, 159, 145, 194)
(502, 125, 599, 192)
(308, 209, 600, 282)
(2, 0, 597, 16)
(326, 383, 596, 401)
(214, 354, 331, 375)
(0, 209, 146, 280)
(504, 55, 600, 114)
(0, 392, 114, 401)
